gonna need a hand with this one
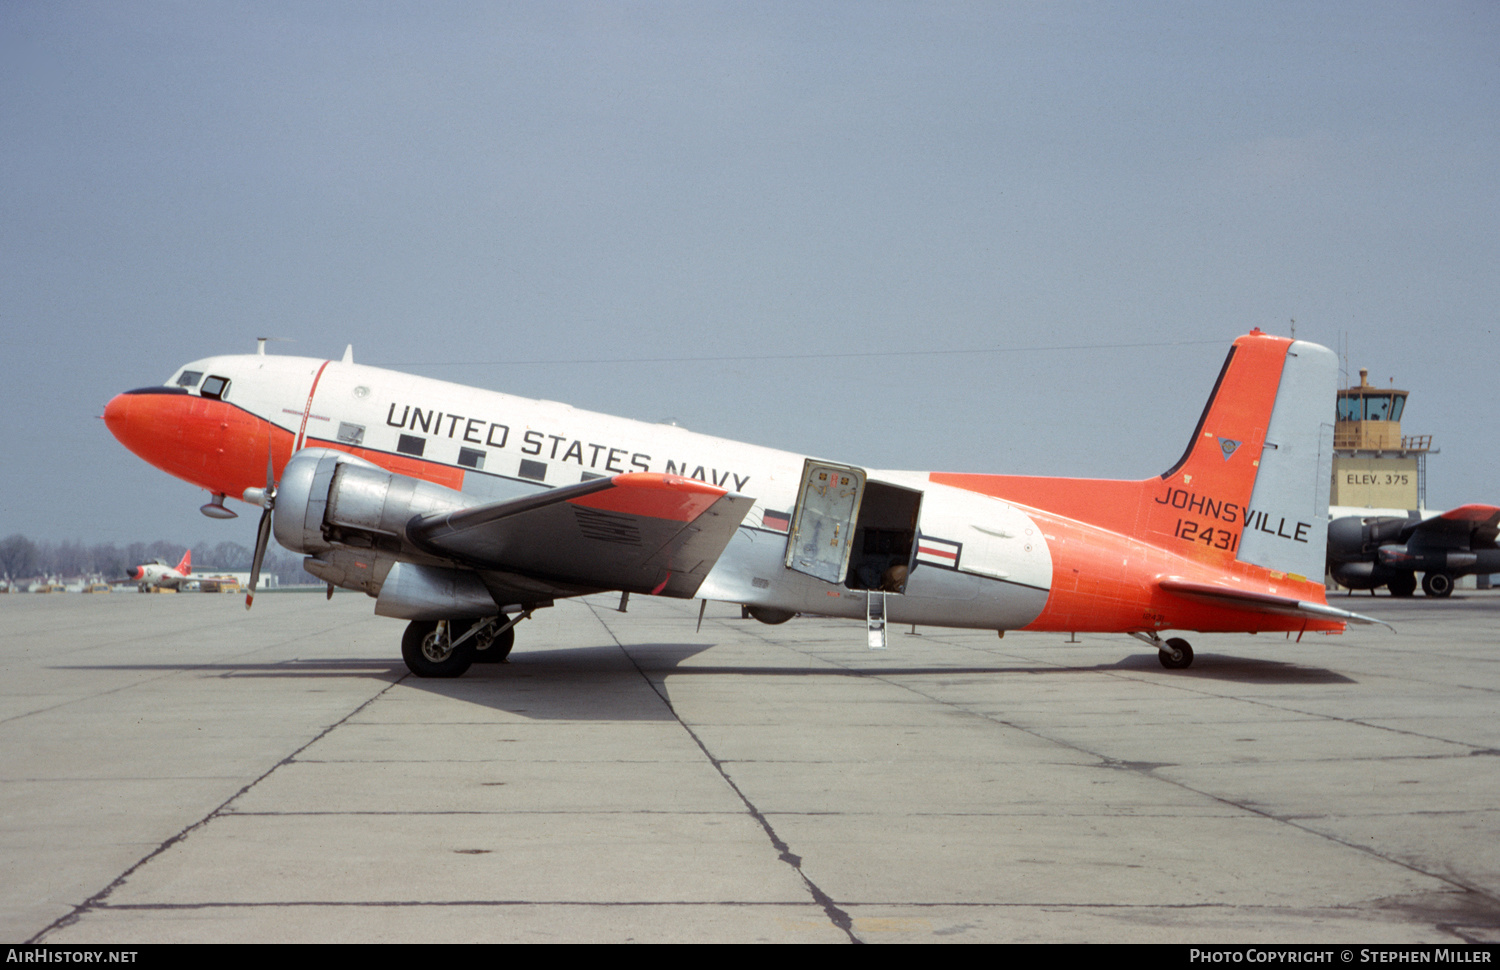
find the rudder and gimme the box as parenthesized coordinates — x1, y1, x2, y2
(1235, 340, 1336, 581)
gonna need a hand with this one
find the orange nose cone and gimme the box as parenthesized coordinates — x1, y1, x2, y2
(103, 389, 159, 470)
(104, 386, 291, 502)
(104, 388, 192, 479)
(102, 392, 132, 445)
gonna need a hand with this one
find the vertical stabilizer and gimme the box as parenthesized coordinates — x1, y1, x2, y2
(1132, 331, 1289, 568)
(930, 330, 1338, 584)
(1235, 341, 1336, 581)
(1139, 332, 1334, 581)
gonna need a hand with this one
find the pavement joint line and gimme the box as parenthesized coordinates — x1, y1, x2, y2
(4, 617, 387, 728)
(13, 592, 1500, 941)
(79, 899, 1325, 911)
(920, 625, 1496, 755)
(784, 635, 1500, 933)
(89, 899, 832, 910)
(583, 598, 863, 944)
(29, 674, 409, 944)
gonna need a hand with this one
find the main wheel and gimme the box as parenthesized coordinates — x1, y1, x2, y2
(1158, 637, 1194, 669)
(470, 621, 516, 664)
(1386, 572, 1417, 597)
(401, 620, 475, 678)
(1421, 571, 1454, 597)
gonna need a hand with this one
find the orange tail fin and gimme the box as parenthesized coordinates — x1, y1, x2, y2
(933, 330, 1334, 581)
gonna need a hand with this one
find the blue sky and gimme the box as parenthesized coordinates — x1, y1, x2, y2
(2, 2, 1495, 544)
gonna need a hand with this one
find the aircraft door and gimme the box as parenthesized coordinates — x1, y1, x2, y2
(784, 460, 866, 584)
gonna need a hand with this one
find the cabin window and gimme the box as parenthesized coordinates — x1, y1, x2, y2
(519, 459, 547, 482)
(200, 376, 229, 400)
(176, 370, 203, 388)
(458, 447, 485, 470)
(397, 434, 426, 457)
(337, 422, 365, 446)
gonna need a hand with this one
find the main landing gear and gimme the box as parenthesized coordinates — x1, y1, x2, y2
(1381, 569, 1455, 598)
(1421, 571, 1455, 598)
(1386, 572, 1417, 597)
(401, 614, 523, 678)
(1131, 631, 1195, 669)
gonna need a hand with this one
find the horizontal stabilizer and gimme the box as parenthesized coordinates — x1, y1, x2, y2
(1159, 578, 1391, 630)
(409, 473, 754, 599)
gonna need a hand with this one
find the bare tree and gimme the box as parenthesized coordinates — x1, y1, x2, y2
(0, 535, 39, 580)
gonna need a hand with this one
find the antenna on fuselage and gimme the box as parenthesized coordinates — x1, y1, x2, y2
(342, 344, 354, 363)
(257, 338, 267, 355)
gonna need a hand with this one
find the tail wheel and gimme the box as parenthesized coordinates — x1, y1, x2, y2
(1386, 572, 1417, 597)
(1421, 571, 1455, 597)
(1158, 637, 1194, 670)
(401, 620, 476, 678)
(746, 605, 795, 625)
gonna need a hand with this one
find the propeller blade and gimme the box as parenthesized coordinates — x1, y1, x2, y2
(246, 443, 278, 610)
(246, 506, 272, 610)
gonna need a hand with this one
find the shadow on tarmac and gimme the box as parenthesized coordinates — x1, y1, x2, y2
(58, 639, 1355, 698)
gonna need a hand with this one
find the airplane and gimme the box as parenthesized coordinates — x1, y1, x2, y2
(103, 330, 1382, 678)
(130, 549, 192, 590)
(1327, 504, 1500, 597)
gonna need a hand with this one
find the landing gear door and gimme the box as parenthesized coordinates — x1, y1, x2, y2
(784, 460, 866, 584)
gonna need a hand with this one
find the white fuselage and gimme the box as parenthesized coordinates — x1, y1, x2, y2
(169, 353, 1056, 630)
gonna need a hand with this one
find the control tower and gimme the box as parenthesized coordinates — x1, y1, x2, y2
(1331, 368, 1434, 509)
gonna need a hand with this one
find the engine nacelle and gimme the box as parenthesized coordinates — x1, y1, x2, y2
(1378, 546, 1479, 572)
(1329, 561, 1401, 590)
(301, 548, 398, 597)
(274, 448, 510, 618)
(373, 562, 501, 620)
(273, 448, 474, 557)
(1326, 514, 1410, 564)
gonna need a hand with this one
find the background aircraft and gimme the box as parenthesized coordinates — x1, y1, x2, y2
(104, 330, 1379, 677)
(129, 549, 191, 591)
(1327, 504, 1500, 596)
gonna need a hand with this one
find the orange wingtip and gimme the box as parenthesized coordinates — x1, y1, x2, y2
(568, 472, 727, 521)
(1440, 504, 1500, 522)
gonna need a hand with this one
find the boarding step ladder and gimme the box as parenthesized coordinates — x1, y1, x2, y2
(866, 591, 887, 650)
